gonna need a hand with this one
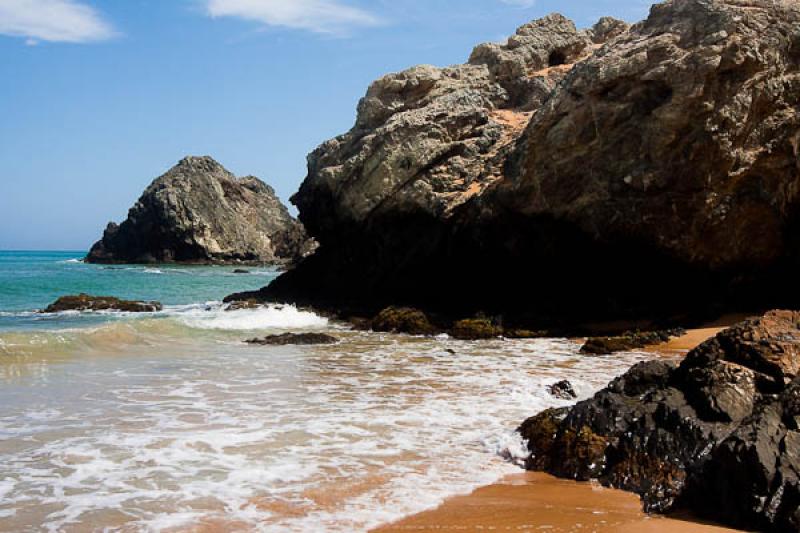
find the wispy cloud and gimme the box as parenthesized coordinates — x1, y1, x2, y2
(0, 0, 117, 44)
(206, 0, 381, 35)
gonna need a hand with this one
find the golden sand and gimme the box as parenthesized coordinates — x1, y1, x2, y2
(373, 472, 743, 532)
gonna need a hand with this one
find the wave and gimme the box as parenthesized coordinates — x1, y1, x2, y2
(176, 303, 328, 331)
(0, 303, 330, 359)
(59, 258, 84, 264)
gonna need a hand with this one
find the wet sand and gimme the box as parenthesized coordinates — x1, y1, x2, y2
(373, 472, 743, 532)
(375, 321, 748, 533)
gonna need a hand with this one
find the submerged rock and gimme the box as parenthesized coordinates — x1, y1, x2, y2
(42, 294, 162, 313)
(247, 0, 800, 330)
(245, 333, 338, 346)
(86, 156, 314, 265)
(518, 310, 800, 531)
(547, 380, 577, 400)
(224, 299, 262, 312)
(580, 329, 685, 355)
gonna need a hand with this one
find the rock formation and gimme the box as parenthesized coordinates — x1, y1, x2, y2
(518, 310, 800, 531)
(87, 156, 313, 265)
(42, 294, 162, 313)
(245, 333, 338, 346)
(235, 0, 800, 330)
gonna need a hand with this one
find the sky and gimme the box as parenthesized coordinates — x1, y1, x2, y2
(0, 0, 652, 251)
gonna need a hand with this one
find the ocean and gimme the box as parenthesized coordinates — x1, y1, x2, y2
(0, 251, 653, 532)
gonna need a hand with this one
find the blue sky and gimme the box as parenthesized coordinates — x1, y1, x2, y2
(0, 0, 651, 250)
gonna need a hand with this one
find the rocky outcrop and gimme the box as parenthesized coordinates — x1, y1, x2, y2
(245, 333, 338, 346)
(519, 310, 800, 531)
(240, 0, 800, 330)
(87, 156, 313, 265)
(42, 294, 162, 313)
(580, 328, 685, 355)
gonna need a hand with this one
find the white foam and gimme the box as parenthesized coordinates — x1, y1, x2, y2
(178, 304, 328, 331)
(143, 268, 164, 274)
(0, 332, 657, 532)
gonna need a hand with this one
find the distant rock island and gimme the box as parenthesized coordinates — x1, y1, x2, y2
(86, 156, 314, 265)
(241, 0, 800, 330)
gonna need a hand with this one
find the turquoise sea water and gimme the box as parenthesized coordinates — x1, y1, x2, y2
(0, 250, 655, 531)
(0, 250, 280, 331)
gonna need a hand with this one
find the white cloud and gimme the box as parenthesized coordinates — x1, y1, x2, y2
(0, 0, 117, 43)
(206, 0, 380, 35)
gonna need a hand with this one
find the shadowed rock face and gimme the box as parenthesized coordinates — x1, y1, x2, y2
(87, 156, 314, 265)
(245, 0, 800, 329)
(519, 310, 800, 531)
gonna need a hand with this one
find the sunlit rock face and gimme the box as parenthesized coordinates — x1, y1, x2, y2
(87, 156, 314, 265)
(256, 1, 800, 328)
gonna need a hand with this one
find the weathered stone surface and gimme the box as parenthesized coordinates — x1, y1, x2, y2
(245, 333, 338, 346)
(519, 311, 800, 531)
(42, 294, 162, 313)
(87, 156, 313, 265)
(246, 0, 800, 332)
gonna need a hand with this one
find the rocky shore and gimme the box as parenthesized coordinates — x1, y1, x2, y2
(216, 1, 800, 529)
(230, 0, 800, 332)
(87, 156, 314, 266)
(519, 311, 800, 531)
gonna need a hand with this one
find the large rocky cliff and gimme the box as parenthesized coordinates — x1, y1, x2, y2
(242, 0, 800, 328)
(87, 156, 313, 265)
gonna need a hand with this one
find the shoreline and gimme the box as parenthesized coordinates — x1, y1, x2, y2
(374, 322, 744, 533)
(372, 472, 744, 533)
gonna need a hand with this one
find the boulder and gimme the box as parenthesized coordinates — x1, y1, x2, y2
(86, 156, 314, 265)
(245, 333, 338, 346)
(518, 310, 800, 531)
(42, 294, 162, 313)
(450, 317, 503, 340)
(547, 380, 577, 400)
(242, 0, 800, 331)
(370, 307, 437, 335)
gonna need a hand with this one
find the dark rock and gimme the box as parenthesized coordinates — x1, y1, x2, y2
(450, 317, 502, 340)
(244, 0, 800, 333)
(548, 380, 577, 400)
(245, 333, 338, 346)
(370, 307, 437, 336)
(224, 299, 262, 312)
(233, 269, 250, 274)
(86, 156, 315, 265)
(580, 329, 686, 355)
(42, 294, 162, 313)
(505, 329, 549, 339)
(518, 310, 800, 531)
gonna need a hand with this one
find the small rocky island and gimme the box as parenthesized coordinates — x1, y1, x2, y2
(86, 156, 314, 265)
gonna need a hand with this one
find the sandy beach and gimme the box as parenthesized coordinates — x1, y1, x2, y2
(375, 322, 747, 533)
(373, 472, 743, 532)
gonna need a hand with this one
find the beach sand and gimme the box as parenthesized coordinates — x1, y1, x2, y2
(374, 321, 748, 533)
(373, 472, 742, 532)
